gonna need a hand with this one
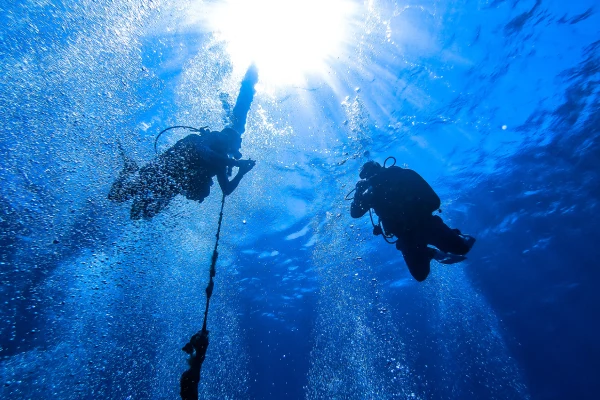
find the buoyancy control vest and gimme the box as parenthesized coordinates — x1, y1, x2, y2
(369, 166, 440, 229)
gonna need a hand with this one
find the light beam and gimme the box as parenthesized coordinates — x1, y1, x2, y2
(207, 0, 357, 86)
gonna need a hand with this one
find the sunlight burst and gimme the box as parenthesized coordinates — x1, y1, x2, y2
(208, 0, 357, 86)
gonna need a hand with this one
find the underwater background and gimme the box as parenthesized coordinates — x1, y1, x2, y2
(1, 0, 599, 399)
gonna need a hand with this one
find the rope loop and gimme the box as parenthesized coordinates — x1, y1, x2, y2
(383, 156, 396, 168)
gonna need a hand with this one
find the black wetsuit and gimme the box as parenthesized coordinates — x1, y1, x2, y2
(353, 166, 470, 281)
(155, 134, 224, 201)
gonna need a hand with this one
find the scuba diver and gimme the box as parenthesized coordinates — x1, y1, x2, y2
(350, 159, 476, 282)
(109, 128, 255, 220)
(109, 65, 259, 220)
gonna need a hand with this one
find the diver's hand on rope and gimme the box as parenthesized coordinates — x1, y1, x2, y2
(182, 329, 209, 357)
(192, 330, 210, 357)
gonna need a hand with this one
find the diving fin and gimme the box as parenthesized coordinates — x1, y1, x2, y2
(460, 234, 476, 250)
(117, 140, 138, 174)
(431, 249, 467, 265)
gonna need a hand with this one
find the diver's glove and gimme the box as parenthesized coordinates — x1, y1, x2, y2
(355, 179, 375, 202)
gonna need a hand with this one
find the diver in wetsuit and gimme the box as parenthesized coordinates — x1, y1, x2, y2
(350, 160, 476, 282)
(109, 65, 259, 220)
(109, 128, 255, 219)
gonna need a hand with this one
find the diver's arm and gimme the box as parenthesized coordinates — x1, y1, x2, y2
(350, 180, 373, 218)
(216, 159, 256, 196)
(197, 145, 239, 167)
(188, 135, 239, 167)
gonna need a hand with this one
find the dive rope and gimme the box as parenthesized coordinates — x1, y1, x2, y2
(180, 193, 226, 400)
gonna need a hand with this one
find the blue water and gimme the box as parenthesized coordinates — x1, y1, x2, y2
(1, 0, 599, 399)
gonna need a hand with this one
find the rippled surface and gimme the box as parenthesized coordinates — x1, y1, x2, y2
(1, 1, 598, 399)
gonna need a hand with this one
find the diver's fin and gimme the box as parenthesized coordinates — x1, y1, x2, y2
(431, 249, 467, 265)
(117, 139, 138, 173)
(460, 234, 476, 250)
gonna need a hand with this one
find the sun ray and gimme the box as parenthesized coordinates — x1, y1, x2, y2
(205, 0, 358, 87)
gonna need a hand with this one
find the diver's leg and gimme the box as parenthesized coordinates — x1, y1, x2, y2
(143, 193, 175, 219)
(130, 197, 146, 220)
(427, 215, 475, 255)
(130, 192, 174, 220)
(108, 171, 140, 202)
(397, 240, 431, 282)
(130, 170, 180, 220)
